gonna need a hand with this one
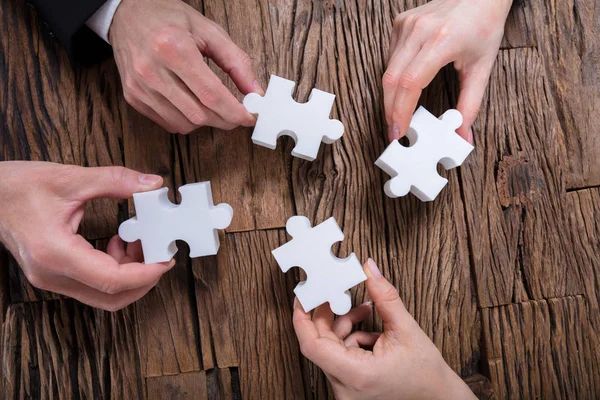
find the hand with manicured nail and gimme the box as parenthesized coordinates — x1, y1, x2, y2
(109, 0, 263, 134)
(0, 161, 176, 311)
(293, 259, 476, 400)
(384, 0, 514, 144)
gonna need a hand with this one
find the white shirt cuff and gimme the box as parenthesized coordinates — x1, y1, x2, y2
(85, 0, 123, 44)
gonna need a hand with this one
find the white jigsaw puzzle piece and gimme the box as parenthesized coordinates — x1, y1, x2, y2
(375, 107, 474, 201)
(243, 75, 344, 161)
(118, 182, 233, 264)
(272, 216, 366, 315)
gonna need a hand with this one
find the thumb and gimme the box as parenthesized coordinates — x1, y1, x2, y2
(455, 66, 491, 144)
(364, 258, 412, 337)
(74, 166, 163, 200)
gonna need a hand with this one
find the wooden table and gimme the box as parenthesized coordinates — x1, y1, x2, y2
(1, 0, 599, 398)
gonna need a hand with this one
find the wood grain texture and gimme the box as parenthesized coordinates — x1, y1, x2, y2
(224, 230, 307, 399)
(199, 0, 295, 232)
(482, 296, 600, 399)
(500, 0, 537, 49)
(567, 188, 600, 329)
(460, 48, 583, 307)
(533, 0, 600, 189)
(1, 300, 145, 399)
(285, 0, 480, 380)
(0, 0, 126, 239)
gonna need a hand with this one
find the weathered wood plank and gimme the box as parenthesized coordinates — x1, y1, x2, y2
(0, 0, 126, 239)
(500, 0, 537, 49)
(287, 0, 480, 380)
(567, 188, 600, 326)
(147, 371, 207, 400)
(200, 0, 294, 232)
(482, 296, 600, 399)
(1, 299, 145, 399)
(224, 230, 306, 398)
(6, 249, 63, 303)
(460, 48, 583, 307)
(533, 0, 600, 189)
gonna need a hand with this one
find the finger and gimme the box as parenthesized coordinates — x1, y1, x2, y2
(107, 235, 127, 261)
(389, 45, 449, 141)
(332, 302, 373, 339)
(58, 235, 175, 294)
(125, 92, 179, 133)
(194, 21, 263, 95)
(144, 89, 198, 134)
(383, 41, 421, 137)
(124, 240, 144, 263)
(51, 274, 158, 312)
(72, 166, 163, 201)
(363, 259, 412, 337)
(161, 72, 238, 130)
(344, 331, 381, 348)
(455, 66, 491, 143)
(293, 298, 365, 376)
(312, 303, 335, 336)
(165, 40, 254, 127)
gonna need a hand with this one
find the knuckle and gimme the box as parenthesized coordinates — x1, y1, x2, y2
(100, 278, 122, 295)
(197, 86, 219, 108)
(151, 27, 185, 58)
(382, 284, 400, 301)
(411, 15, 429, 34)
(109, 166, 130, 186)
(103, 302, 126, 313)
(187, 110, 207, 126)
(132, 60, 154, 81)
(398, 72, 419, 90)
(299, 343, 314, 359)
(432, 25, 451, 45)
(382, 71, 398, 89)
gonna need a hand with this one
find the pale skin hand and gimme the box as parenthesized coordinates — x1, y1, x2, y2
(293, 259, 476, 400)
(384, 0, 514, 143)
(109, 0, 263, 134)
(0, 161, 176, 311)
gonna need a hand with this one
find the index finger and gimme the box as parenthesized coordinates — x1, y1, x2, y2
(58, 235, 174, 295)
(389, 45, 449, 141)
(166, 40, 254, 127)
(293, 299, 367, 377)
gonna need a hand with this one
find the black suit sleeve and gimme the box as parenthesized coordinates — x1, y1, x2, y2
(28, 0, 113, 64)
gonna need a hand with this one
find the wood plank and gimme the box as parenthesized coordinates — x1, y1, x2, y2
(147, 371, 207, 400)
(0, 0, 125, 239)
(134, 248, 201, 377)
(224, 230, 307, 398)
(482, 296, 600, 398)
(566, 188, 600, 325)
(287, 0, 480, 380)
(1, 299, 145, 399)
(533, 0, 600, 189)
(199, 0, 294, 232)
(460, 48, 583, 307)
(500, 0, 537, 49)
(6, 250, 63, 303)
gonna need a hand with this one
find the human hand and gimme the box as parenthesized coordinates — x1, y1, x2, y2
(384, 0, 513, 143)
(0, 161, 175, 311)
(109, 0, 262, 134)
(293, 259, 475, 400)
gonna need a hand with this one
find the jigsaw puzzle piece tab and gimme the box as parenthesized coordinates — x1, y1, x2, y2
(118, 182, 233, 264)
(272, 216, 366, 315)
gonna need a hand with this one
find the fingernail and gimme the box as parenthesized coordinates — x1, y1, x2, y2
(387, 124, 400, 143)
(467, 128, 474, 144)
(252, 80, 264, 95)
(366, 258, 382, 278)
(139, 173, 162, 187)
(361, 301, 373, 307)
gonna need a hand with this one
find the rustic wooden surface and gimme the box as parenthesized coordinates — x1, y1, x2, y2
(1, 0, 599, 399)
